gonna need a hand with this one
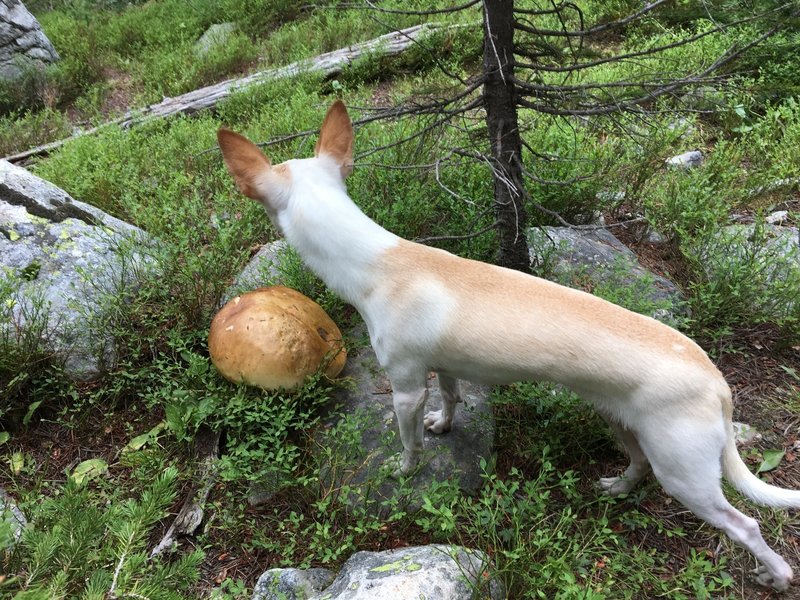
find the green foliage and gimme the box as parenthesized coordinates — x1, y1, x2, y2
(462, 382, 736, 598)
(3, 467, 203, 599)
(683, 219, 800, 341)
(2, 1, 799, 597)
(0, 273, 68, 427)
(640, 107, 800, 342)
(136, 332, 337, 487)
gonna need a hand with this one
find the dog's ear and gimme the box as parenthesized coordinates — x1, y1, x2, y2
(217, 128, 273, 200)
(315, 100, 354, 178)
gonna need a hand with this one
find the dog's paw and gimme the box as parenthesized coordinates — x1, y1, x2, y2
(423, 410, 452, 434)
(382, 454, 404, 479)
(383, 452, 420, 479)
(597, 476, 636, 497)
(752, 564, 792, 592)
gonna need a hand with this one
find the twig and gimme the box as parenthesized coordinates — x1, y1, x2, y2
(513, 4, 793, 73)
(514, 0, 670, 38)
(108, 550, 128, 599)
(361, 0, 481, 16)
(415, 221, 498, 244)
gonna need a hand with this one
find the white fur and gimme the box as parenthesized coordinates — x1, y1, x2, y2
(217, 106, 800, 592)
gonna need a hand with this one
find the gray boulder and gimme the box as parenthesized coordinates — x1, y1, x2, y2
(706, 223, 799, 280)
(224, 239, 291, 303)
(0, 0, 59, 81)
(0, 160, 153, 380)
(665, 150, 703, 169)
(252, 567, 335, 600)
(301, 545, 504, 600)
(528, 226, 686, 326)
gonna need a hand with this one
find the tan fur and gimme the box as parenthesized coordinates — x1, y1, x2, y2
(380, 241, 717, 374)
(315, 100, 354, 177)
(217, 129, 272, 199)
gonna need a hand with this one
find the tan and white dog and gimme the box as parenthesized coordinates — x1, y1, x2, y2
(218, 101, 799, 591)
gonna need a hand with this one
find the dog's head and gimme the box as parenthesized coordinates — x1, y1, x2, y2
(216, 101, 354, 220)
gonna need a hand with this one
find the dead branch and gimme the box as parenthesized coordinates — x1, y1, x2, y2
(513, 3, 794, 73)
(360, 0, 482, 16)
(4, 24, 449, 164)
(514, 0, 670, 38)
(516, 17, 789, 117)
(150, 426, 219, 558)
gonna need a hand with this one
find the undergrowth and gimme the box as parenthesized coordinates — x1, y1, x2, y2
(1, 0, 799, 598)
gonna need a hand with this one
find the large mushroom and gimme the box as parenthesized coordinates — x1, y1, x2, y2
(209, 286, 346, 390)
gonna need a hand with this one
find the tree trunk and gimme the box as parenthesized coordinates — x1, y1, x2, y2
(482, 0, 530, 273)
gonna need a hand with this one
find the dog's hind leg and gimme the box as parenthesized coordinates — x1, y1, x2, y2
(598, 421, 650, 497)
(424, 373, 460, 434)
(639, 422, 793, 591)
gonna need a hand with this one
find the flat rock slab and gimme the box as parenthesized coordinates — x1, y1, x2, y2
(305, 545, 504, 600)
(318, 329, 494, 512)
(528, 226, 687, 325)
(0, 160, 152, 380)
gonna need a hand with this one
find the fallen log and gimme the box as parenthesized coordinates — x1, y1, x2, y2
(4, 23, 439, 164)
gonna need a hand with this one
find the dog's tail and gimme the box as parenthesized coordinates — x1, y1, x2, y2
(721, 388, 800, 508)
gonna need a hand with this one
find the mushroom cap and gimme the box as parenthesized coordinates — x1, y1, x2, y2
(208, 286, 346, 390)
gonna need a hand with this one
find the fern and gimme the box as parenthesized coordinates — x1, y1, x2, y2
(5, 466, 202, 599)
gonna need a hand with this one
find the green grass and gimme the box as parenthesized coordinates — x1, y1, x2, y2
(2, 0, 800, 598)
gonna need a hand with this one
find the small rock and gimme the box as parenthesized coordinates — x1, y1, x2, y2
(644, 227, 666, 244)
(733, 422, 762, 445)
(666, 150, 703, 169)
(667, 117, 696, 139)
(252, 567, 335, 600)
(194, 22, 237, 57)
(766, 210, 789, 225)
(309, 545, 504, 600)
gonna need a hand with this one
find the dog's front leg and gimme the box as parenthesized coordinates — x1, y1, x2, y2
(390, 385, 429, 477)
(424, 373, 460, 434)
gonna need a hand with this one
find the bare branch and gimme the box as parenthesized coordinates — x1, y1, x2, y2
(359, 0, 481, 16)
(360, 12, 477, 87)
(516, 17, 789, 116)
(514, 0, 671, 38)
(511, 73, 726, 94)
(513, 4, 794, 73)
(415, 221, 498, 244)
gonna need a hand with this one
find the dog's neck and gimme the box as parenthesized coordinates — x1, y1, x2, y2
(276, 158, 398, 306)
